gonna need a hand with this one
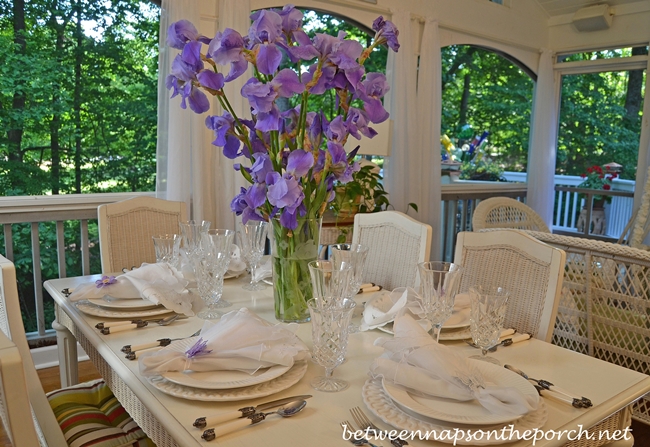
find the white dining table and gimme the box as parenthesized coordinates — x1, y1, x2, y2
(45, 274, 650, 447)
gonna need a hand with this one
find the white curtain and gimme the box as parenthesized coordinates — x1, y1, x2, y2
(156, 0, 250, 230)
(384, 13, 441, 259)
(526, 49, 558, 228)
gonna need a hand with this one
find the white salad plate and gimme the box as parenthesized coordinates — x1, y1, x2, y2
(362, 378, 548, 446)
(149, 361, 308, 401)
(160, 338, 292, 389)
(381, 360, 538, 425)
(75, 302, 172, 319)
(87, 297, 161, 310)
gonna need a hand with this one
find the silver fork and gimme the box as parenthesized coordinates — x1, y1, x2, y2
(350, 406, 408, 447)
(340, 421, 380, 447)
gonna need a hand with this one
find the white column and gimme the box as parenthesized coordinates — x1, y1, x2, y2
(527, 49, 559, 228)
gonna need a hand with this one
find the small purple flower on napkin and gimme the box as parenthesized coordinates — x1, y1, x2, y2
(185, 338, 213, 358)
(95, 275, 117, 288)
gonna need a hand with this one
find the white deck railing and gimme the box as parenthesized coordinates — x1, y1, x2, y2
(0, 174, 636, 341)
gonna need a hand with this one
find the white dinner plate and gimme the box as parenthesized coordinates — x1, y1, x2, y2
(87, 297, 161, 310)
(160, 337, 292, 389)
(381, 360, 538, 425)
(362, 378, 548, 446)
(149, 361, 308, 401)
(75, 301, 173, 319)
(443, 306, 470, 329)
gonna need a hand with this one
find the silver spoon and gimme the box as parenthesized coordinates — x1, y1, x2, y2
(465, 338, 514, 351)
(504, 365, 592, 408)
(202, 400, 307, 441)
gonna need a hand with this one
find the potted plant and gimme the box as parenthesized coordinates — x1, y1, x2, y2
(578, 165, 618, 208)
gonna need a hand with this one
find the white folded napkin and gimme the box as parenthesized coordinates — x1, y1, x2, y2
(360, 288, 471, 332)
(68, 263, 200, 316)
(138, 308, 309, 377)
(369, 314, 538, 417)
(253, 256, 272, 282)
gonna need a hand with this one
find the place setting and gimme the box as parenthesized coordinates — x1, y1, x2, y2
(138, 308, 310, 402)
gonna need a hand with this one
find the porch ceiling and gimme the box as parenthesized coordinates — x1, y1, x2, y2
(533, 0, 647, 17)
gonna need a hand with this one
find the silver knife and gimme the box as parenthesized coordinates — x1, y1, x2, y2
(193, 394, 313, 429)
(504, 365, 592, 408)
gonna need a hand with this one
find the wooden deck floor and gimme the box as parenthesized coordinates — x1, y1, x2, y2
(2, 362, 650, 446)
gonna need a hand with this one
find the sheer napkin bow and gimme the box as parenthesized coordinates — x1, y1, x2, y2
(138, 308, 309, 377)
(369, 314, 539, 417)
(68, 263, 199, 316)
(360, 288, 470, 331)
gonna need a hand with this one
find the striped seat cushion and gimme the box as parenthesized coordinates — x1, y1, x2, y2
(47, 379, 155, 447)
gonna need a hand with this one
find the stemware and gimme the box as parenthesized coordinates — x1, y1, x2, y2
(468, 285, 510, 364)
(417, 261, 464, 343)
(179, 220, 211, 259)
(238, 221, 269, 291)
(194, 229, 234, 319)
(152, 234, 181, 269)
(308, 260, 352, 305)
(308, 298, 356, 392)
(330, 244, 369, 298)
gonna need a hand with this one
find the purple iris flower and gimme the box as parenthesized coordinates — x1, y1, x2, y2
(313, 32, 345, 59)
(270, 69, 305, 97)
(288, 30, 320, 61)
(373, 18, 400, 52)
(326, 116, 348, 143)
(185, 338, 212, 358)
(231, 186, 266, 223)
(248, 10, 284, 75)
(287, 150, 314, 177)
(197, 70, 225, 91)
(241, 78, 277, 113)
(205, 113, 242, 158)
(358, 73, 390, 124)
(327, 142, 360, 183)
(266, 172, 304, 211)
(346, 108, 377, 139)
(167, 20, 210, 49)
(208, 29, 249, 82)
(251, 153, 274, 182)
(279, 4, 303, 35)
(246, 183, 268, 209)
(302, 63, 336, 95)
(182, 82, 210, 114)
(330, 40, 363, 69)
(255, 107, 282, 132)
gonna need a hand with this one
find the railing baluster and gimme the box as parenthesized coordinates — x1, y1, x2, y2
(3, 224, 13, 262)
(56, 221, 66, 278)
(80, 219, 90, 276)
(460, 200, 469, 231)
(31, 222, 45, 337)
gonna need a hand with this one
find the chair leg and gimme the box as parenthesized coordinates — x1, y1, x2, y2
(53, 320, 79, 387)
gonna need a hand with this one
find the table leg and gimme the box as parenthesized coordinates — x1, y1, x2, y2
(52, 318, 79, 387)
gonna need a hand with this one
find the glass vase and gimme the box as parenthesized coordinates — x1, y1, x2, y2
(271, 217, 322, 323)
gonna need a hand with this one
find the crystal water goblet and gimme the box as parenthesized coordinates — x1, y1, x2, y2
(238, 221, 269, 291)
(469, 285, 510, 364)
(417, 261, 464, 343)
(330, 244, 369, 298)
(179, 220, 211, 260)
(194, 233, 233, 320)
(198, 229, 234, 309)
(308, 260, 352, 305)
(308, 297, 356, 392)
(152, 234, 181, 269)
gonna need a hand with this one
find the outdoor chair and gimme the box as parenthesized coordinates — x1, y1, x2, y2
(98, 196, 187, 273)
(472, 196, 551, 233)
(0, 254, 153, 446)
(525, 230, 650, 430)
(454, 229, 565, 342)
(351, 210, 432, 290)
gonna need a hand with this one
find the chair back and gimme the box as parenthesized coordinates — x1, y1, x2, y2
(453, 230, 565, 342)
(472, 197, 550, 233)
(98, 196, 187, 273)
(0, 255, 67, 445)
(351, 211, 432, 290)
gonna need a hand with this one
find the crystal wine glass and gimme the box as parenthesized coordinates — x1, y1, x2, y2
(238, 221, 269, 291)
(308, 297, 356, 392)
(417, 261, 464, 343)
(193, 230, 234, 319)
(152, 234, 181, 269)
(308, 260, 352, 306)
(469, 285, 510, 364)
(179, 220, 211, 259)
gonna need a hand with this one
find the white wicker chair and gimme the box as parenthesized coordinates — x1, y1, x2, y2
(98, 196, 187, 273)
(454, 230, 565, 342)
(525, 230, 650, 433)
(472, 197, 551, 233)
(351, 211, 432, 290)
(0, 255, 153, 446)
